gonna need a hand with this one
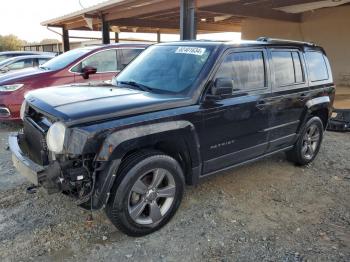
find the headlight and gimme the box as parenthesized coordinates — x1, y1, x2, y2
(0, 84, 24, 92)
(46, 122, 66, 154)
(20, 100, 27, 120)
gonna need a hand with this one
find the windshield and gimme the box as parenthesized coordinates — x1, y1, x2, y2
(116, 45, 212, 94)
(40, 48, 90, 71)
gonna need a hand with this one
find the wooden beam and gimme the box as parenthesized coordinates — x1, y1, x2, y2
(105, 0, 178, 21)
(200, 2, 302, 22)
(104, 0, 239, 21)
(109, 18, 241, 32)
(266, 0, 327, 8)
(65, 20, 88, 30)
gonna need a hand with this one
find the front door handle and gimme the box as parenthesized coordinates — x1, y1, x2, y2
(298, 93, 308, 101)
(256, 100, 268, 110)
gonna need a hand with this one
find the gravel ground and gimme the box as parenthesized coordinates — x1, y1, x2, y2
(0, 122, 349, 262)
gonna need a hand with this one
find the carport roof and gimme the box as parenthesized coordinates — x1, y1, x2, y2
(41, 0, 350, 34)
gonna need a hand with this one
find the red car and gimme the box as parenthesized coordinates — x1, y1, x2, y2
(0, 44, 147, 121)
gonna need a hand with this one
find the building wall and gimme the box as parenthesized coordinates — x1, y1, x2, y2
(241, 5, 350, 85)
(241, 19, 303, 41)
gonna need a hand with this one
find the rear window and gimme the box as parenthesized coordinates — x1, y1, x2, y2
(305, 51, 329, 82)
(271, 51, 304, 87)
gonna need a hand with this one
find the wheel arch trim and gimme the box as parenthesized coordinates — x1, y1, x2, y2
(96, 120, 200, 161)
(306, 96, 330, 109)
(91, 120, 201, 209)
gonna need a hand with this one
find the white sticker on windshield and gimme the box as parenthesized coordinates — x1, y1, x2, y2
(175, 47, 206, 56)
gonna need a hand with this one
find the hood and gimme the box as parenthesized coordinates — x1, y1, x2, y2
(0, 67, 51, 84)
(26, 85, 189, 125)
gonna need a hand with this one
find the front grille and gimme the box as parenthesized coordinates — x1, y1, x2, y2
(23, 116, 49, 166)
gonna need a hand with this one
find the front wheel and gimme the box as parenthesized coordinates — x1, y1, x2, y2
(106, 151, 185, 236)
(286, 116, 324, 166)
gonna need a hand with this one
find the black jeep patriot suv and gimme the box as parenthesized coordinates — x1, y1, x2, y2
(9, 38, 335, 236)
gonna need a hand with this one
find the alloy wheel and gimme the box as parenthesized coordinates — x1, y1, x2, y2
(302, 124, 321, 160)
(127, 168, 176, 226)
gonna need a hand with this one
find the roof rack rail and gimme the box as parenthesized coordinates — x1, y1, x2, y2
(256, 37, 316, 46)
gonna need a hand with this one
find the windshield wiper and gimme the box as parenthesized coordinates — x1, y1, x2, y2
(118, 81, 153, 92)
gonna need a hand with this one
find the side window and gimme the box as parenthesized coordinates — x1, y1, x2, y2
(7, 59, 32, 70)
(24, 59, 34, 68)
(305, 51, 329, 82)
(117, 49, 143, 70)
(38, 58, 49, 65)
(272, 51, 305, 87)
(215, 51, 266, 92)
(8, 61, 25, 70)
(72, 49, 118, 73)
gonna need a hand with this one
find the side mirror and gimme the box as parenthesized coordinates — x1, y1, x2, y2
(0, 66, 10, 73)
(211, 78, 233, 97)
(81, 66, 97, 79)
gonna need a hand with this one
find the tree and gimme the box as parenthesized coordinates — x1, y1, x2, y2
(0, 35, 26, 51)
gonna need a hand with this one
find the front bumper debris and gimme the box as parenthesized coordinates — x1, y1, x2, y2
(327, 109, 350, 132)
(9, 133, 46, 185)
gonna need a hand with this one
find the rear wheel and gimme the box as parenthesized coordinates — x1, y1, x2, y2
(286, 116, 324, 166)
(106, 151, 184, 236)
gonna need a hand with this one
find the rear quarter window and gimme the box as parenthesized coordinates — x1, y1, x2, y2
(117, 49, 143, 70)
(305, 51, 329, 82)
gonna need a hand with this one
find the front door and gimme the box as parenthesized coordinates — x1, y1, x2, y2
(72, 49, 119, 83)
(199, 49, 272, 175)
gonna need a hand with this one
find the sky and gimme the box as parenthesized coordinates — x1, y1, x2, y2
(0, 0, 241, 43)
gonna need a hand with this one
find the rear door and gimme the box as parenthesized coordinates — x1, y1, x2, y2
(199, 48, 272, 175)
(267, 48, 309, 152)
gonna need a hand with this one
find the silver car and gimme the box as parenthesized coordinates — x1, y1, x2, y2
(0, 54, 55, 74)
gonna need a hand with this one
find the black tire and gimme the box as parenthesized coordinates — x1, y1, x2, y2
(286, 116, 324, 166)
(106, 150, 185, 237)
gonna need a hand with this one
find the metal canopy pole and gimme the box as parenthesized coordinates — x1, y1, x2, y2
(101, 15, 111, 44)
(180, 0, 197, 40)
(62, 27, 70, 52)
(157, 31, 161, 43)
(115, 32, 119, 43)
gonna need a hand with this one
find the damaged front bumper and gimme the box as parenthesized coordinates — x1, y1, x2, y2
(9, 133, 62, 193)
(9, 133, 46, 185)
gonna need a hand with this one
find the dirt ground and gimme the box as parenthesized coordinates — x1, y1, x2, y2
(0, 121, 349, 262)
